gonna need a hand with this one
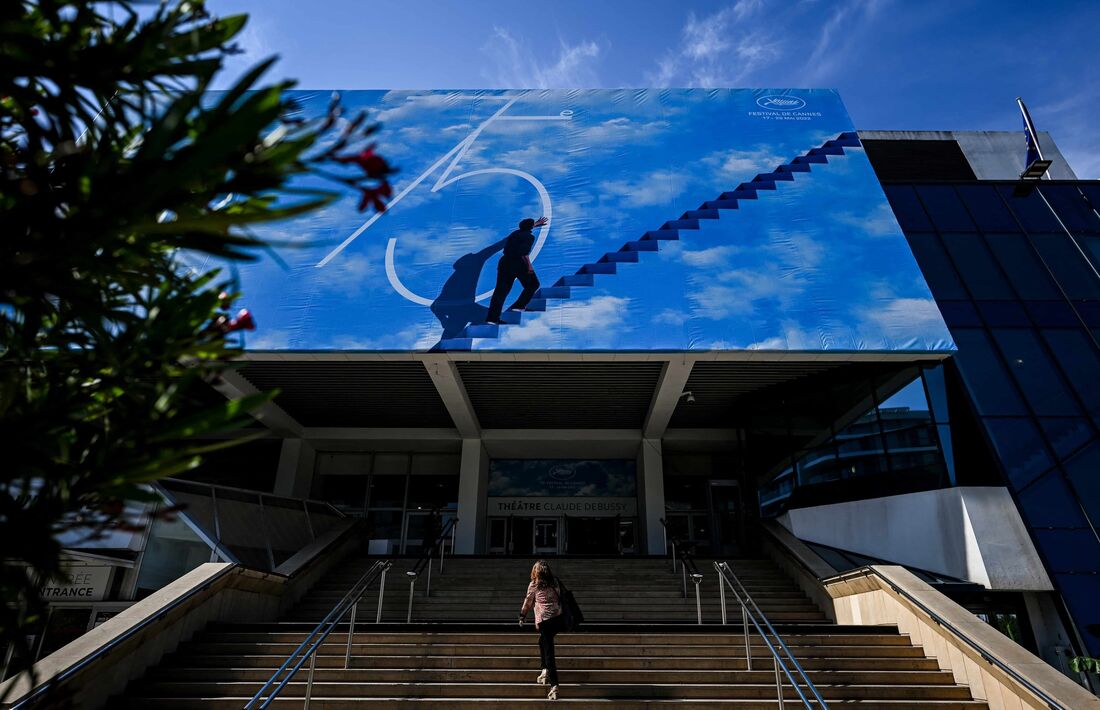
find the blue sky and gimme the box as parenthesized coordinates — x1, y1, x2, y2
(210, 0, 1100, 178)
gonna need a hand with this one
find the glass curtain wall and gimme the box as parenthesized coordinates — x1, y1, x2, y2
(758, 367, 953, 517)
(311, 452, 460, 554)
(885, 181, 1100, 656)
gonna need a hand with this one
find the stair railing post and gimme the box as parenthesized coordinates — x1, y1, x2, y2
(344, 600, 357, 670)
(681, 560, 688, 598)
(406, 571, 418, 624)
(304, 647, 318, 710)
(375, 567, 387, 623)
(425, 547, 433, 597)
(743, 603, 752, 671)
(691, 573, 703, 625)
(718, 571, 727, 625)
(670, 541, 677, 573)
(773, 654, 785, 710)
(439, 533, 445, 574)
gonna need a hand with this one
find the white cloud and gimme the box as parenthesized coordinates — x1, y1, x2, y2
(599, 169, 688, 208)
(481, 27, 603, 88)
(647, 2, 778, 87)
(803, 0, 885, 83)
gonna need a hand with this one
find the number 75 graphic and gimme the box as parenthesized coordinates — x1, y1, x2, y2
(315, 91, 572, 306)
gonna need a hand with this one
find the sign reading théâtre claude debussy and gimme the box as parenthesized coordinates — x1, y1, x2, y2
(486, 497, 637, 517)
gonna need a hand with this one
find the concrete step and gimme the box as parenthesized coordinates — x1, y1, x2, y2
(162, 653, 943, 672)
(148, 667, 959, 686)
(121, 698, 989, 709)
(180, 642, 931, 659)
(126, 680, 975, 701)
(196, 632, 904, 646)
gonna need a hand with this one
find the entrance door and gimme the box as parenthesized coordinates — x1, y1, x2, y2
(708, 480, 743, 557)
(533, 518, 559, 555)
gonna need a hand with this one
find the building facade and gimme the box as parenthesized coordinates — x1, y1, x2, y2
(22, 92, 1100, 681)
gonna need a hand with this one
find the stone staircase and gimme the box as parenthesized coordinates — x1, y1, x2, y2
(116, 555, 989, 708)
(436, 131, 864, 351)
(288, 557, 828, 624)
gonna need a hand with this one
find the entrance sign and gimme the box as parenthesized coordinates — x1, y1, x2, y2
(39, 565, 111, 601)
(221, 89, 953, 353)
(487, 497, 637, 517)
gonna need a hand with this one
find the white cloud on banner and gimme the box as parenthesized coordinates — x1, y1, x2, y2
(701, 147, 787, 180)
(497, 296, 631, 348)
(599, 169, 688, 208)
(859, 297, 947, 346)
(833, 203, 903, 237)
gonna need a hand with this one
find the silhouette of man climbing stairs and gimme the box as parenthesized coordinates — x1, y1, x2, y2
(433, 131, 863, 351)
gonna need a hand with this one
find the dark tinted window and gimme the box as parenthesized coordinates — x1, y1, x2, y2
(951, 329, 1027, 415)
(1062, 442, 1100, 529)
(986, 233, 1061, 300)
(1030, 233, 1100, 300)
(905, 233, 968, 299)
(916, 186, 976, 231)
(1025, 301, 1079, 327)
(992, 329, 1080, 416)
(999, 186, 1063, 232)
(884, 185, 934, 232)
(937, 301, 981, 327)
(940, 233, 1014, 299)
(1016, 473, 1089, 528)
(976, 301, 1030, 327)
(1041, 329, 1100, 423)
(984, 418, 1054, 488)
(956, 184, 1020, 232)
(1038, 185, 1100, 232)
(1037, 417, 1092, 461)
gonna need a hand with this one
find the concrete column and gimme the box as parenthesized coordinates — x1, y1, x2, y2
(273, 439, 317, 499)
(639, 438, 666, 555)
(455, 438, 488, 554)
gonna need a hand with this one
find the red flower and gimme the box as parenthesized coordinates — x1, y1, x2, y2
(336, 144, 391, 179)
(226, 309, 255, 332)
(357, 180, 392, 213)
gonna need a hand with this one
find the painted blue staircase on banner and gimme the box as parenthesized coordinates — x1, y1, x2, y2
(436, 132, 863, 351)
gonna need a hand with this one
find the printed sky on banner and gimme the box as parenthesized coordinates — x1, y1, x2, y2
(213, 89, 953, 352)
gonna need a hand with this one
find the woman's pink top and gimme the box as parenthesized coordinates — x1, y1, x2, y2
(520, 580, 562, 627)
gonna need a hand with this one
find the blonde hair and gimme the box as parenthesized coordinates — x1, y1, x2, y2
(530, 559, 554, 588)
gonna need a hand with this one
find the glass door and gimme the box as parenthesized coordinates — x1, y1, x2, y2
(487, 518, 507, 554)
(533, 518, 559, 555)
(708, 480, 743, 557)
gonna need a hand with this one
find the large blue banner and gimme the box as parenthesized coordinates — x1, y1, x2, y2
(219, 89, 953, 352)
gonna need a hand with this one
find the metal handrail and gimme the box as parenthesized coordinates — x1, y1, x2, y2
(243, 560, 391, 710)
(715, 561, 829, 709)
(403, 517, 458, 623)
(658, 519, 704, 624)
(827, 567, 1067, 710)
